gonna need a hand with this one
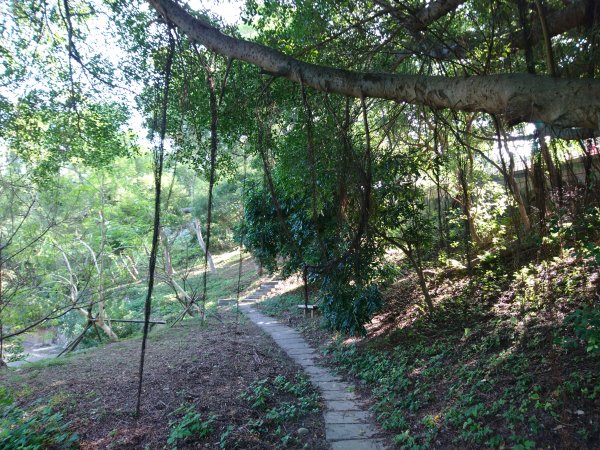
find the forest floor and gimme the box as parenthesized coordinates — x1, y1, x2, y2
(257, 253, 600, 449)
(1, 311, 329, 449)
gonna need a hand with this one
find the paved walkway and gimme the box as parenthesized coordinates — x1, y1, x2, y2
(240, 304, 387, 449)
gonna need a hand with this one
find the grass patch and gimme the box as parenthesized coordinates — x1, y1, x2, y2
(258, 290, 305, 318)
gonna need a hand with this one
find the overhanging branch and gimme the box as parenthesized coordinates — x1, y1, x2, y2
(146, 0, 600, 130)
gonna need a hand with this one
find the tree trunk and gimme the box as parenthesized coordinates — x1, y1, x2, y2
(96, 315, 118, 342)
(495, 119, 532, 232)
(191, 218, 216, 273)
(0, 244, 4, 364)
(96, 180, 118, 343)
(532, 152, 547, 234)
(536, 125, 562, 197)
(79, 240, 119, 343)
(506, 163, 532, 232)
(158, 227, 200, 315)
(406, 249, 434, 314)
(159, 227, 175, 277)
(121, 254, 139, 281)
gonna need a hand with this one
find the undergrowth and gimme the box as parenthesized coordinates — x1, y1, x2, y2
(236, 373, 321, 448)
(0, 387, 78, 449)
(326, 251, 600, 449)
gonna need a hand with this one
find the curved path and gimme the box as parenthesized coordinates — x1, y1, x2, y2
(240, 303, 388, 449)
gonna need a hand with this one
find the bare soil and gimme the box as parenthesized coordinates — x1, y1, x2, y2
(1, 311, 328, 449)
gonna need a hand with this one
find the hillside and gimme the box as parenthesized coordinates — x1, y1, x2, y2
(257, 249, 600, 449)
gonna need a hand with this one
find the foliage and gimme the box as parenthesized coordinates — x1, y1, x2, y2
(241, 374, 320, 422)
(167, 404, 215, 448)
(0, 388, 78, 449)
(323, 253, 600, 449)
(320, 277, 382, 336)
(564, 308, 600, 354)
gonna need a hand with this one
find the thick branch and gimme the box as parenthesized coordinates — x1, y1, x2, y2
(374, 0, 465, 33)
(147, 0, 600, 130)
(406, 0, 466, 33)
(512, 0, 588, 50)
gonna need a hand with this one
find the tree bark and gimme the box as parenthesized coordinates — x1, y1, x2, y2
(374, 0, 466, 33)
(159, 226, 175, 277)
(505, 154, 532, 232)
(512, 0, 589, 52)
(405, 0, 466, 33)
(121, 254, 139, 281)
(80, 241, 119, 342)
(191, 218, 216, 273)
(147, 0, 600, 130)
(0, 244, 4, 364)
(158, 227, 201, 314)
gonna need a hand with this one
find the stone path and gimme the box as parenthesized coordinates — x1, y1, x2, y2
(240, 304, 388, 449)
(218, 280, 280, 306)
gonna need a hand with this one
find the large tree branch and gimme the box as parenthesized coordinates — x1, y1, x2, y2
(147, 0, 600, 130)
(405, 0, 466, 33)
(512, 0, 588, 50)
(391, 0, 589, 67)
(374, 0, 466, 33)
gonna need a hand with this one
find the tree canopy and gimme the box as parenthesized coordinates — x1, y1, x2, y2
(1, 0, 599, 340)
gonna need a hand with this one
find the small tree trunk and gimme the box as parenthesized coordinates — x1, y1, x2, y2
(121, 254, 139, 281)
(303, 266, 309, 310)
(0, 244, 4, 364)
(532, 152, 547, 234)
(97, 187, 117, 343)
(96, 315, 119, 342)
(191, 218, 216, 273)
(406, 249, 434, 314)
(537, 126, 562, 199)
(502, 147, 532, 232)
(159, 227, 175, 277)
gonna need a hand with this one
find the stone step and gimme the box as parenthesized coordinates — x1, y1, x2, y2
(330, 439, 387, 450)
(217, 298, 236, 306)
(326, 423, 379, 441)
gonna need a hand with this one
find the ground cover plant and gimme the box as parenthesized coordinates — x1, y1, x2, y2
(258, 242, 600, 449)
(0, 386, 78, 449)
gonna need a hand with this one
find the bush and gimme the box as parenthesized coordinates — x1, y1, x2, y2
(320, 281, 382, 336)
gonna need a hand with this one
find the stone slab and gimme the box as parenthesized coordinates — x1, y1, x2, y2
(302, 366, 340, 380)
(308, 373, 342, 383)
(324, 410, 372, 424)
(320, 390, 357, 401)
(326, 400, 364, 411)
(326, 423, 379, 441)
(314, 380, 352, 391)
(330, 439, 387, 450)
(280, 342, 312, 349)
(240, 303, 387, 449)
(272, 337, 306, 344)
(284, 348, 315, 356)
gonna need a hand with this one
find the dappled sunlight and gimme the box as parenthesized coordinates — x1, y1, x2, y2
(2, 0, 599, 448)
